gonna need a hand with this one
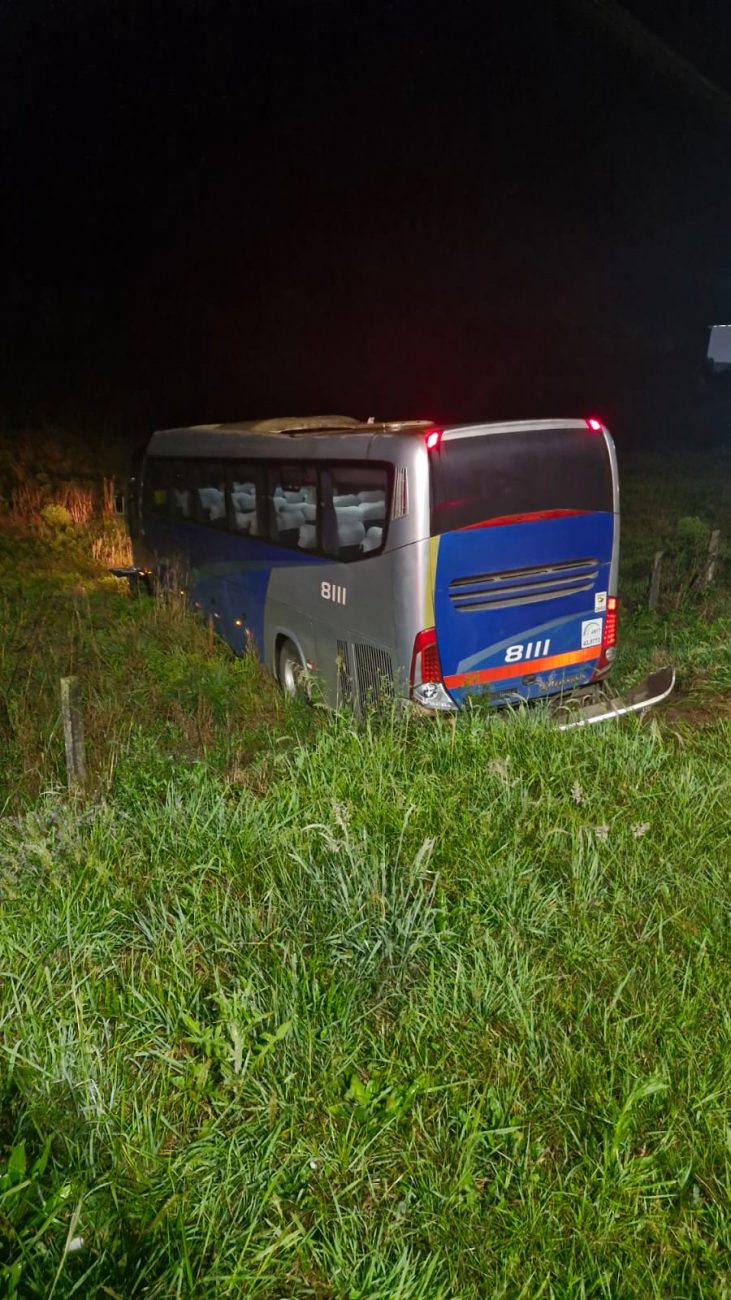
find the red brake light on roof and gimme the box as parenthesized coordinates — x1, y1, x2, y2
(426, 429, 442, 451)
(586, 417, 603, 431)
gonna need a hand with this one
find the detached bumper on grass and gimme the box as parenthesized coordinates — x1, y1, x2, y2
(553, 664, 676, 730)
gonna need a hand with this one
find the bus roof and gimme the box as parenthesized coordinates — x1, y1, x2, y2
(184, 416, 434, 436)
(151, 416, 597, 444)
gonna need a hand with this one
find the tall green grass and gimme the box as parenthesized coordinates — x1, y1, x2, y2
(1, 447, 730, 1295)
(0, 532, 299, 809)
(1, 711, 730, 1295)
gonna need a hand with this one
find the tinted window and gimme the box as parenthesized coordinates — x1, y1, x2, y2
(143, 458, 169, 516)
(168, 459, 194, 521)
(430, 428, 613, 535)
(143, 455, 391, 559)
(268, 462, 319, 551)
(322, 464, 389, 560)
(230, 464, 264, 536)
(192, 463, 227, 530)
(144, 457, 200, 521)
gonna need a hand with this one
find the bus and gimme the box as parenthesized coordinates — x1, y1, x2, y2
(118, 414, 674, 727)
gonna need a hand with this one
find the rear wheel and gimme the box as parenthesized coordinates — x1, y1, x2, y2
(277, 638, 308, 700)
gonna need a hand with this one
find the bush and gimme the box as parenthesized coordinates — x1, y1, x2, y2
(40, 503, 74, 530)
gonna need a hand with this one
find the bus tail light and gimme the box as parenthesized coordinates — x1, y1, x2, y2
(592, 596, 618, 680)
(426, 429, 442, 451)
(603, 595, 618, 648)
(410, 628, 455, 710)
(411, 628, 441, 683)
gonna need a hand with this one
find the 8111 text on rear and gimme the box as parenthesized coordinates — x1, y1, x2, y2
(504, 639, 551, 663)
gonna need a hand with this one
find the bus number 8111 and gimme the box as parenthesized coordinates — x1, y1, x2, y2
(504, 639, 550, 663)
(321, 581, 347, 606)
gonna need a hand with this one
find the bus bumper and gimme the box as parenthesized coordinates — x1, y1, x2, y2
(413, 664, 675, 724)
(552, 665, 675, 730)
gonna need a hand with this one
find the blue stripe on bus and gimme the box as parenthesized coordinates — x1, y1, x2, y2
(142, 519, 329, 658)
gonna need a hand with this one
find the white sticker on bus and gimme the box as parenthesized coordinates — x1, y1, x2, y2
(594, 590, 607, 612)
(581, 619, 602, 648)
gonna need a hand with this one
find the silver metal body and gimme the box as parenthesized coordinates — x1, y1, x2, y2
(138, 418, 434, 710)
(130, 415, 672, 726)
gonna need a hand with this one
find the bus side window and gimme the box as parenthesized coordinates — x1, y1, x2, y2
(196, 461, 228, 529)
(169, 459, 193, 521)
(268, 463, 318, 550)
(323, 464, 389, 560)
(229, 464, 263, 537)
(143, 457, 170, 516)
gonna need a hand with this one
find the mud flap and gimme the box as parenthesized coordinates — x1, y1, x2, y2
(552, 665, 675, 730)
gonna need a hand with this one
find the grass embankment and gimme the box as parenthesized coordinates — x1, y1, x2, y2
(0, 448, 730, 1296)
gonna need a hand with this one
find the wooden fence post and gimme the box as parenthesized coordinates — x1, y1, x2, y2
(703, 529, 721, 588)
(60, 676, 86, 790)
(648, 551, 664, 612)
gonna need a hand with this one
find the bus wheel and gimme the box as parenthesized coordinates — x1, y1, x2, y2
(278, 638, 308, 700)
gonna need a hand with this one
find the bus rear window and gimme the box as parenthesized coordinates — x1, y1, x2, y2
(429, 427, 613, 535)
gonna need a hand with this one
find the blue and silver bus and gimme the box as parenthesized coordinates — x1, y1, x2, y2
(121, 415, 673, 726)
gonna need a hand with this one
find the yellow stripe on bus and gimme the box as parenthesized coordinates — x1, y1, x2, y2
(424, 535, 439, 629)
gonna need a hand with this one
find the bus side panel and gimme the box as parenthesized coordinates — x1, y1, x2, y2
(137, 516, 404, 706)
(265, 550, 399, 707)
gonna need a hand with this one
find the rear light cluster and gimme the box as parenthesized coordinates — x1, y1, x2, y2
(603, 595, 618, 649)
(592, 595, 618, 680)
(412, 628, 441, 682)
(410, 628, 455, 711)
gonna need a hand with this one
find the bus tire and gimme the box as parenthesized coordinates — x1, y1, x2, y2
(277, 638, 308, 700)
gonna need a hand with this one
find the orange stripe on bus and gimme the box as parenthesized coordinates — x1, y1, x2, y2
(444, 646, 599, 689)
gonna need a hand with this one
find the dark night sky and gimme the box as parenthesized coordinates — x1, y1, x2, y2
(3, 0, 731, 447)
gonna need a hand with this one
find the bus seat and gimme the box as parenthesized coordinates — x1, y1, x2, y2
(283, 490, 305, 503)
(301, 503, 317, 522)
(357, 490, 386, 504)
(277, 507, 306, 530)
(173, 489, 191, 517)
(233, 481, 255, 493)
(334, 504, 364, 525)
(362, 526, 383, 552)
(232, 490, 256, 511)
(234, 510, 257, 533)
(359, 500, 385, 523)
(337, 518, 366, 547)
(334, 494, 359, 507)
(198, 487, 225, 521)
(298, 523, 317, 549)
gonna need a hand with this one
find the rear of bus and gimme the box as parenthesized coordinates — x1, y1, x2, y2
(410, 419, 619, 712)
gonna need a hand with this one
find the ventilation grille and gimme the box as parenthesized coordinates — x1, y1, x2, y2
(449, 558, 599, 612)
(336, 639, 353, 707)
(392, 466, 408, 519)
(354, 643, 394, 705)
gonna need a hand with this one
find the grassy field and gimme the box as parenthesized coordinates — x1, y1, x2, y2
(0, 447, 730, 1296)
